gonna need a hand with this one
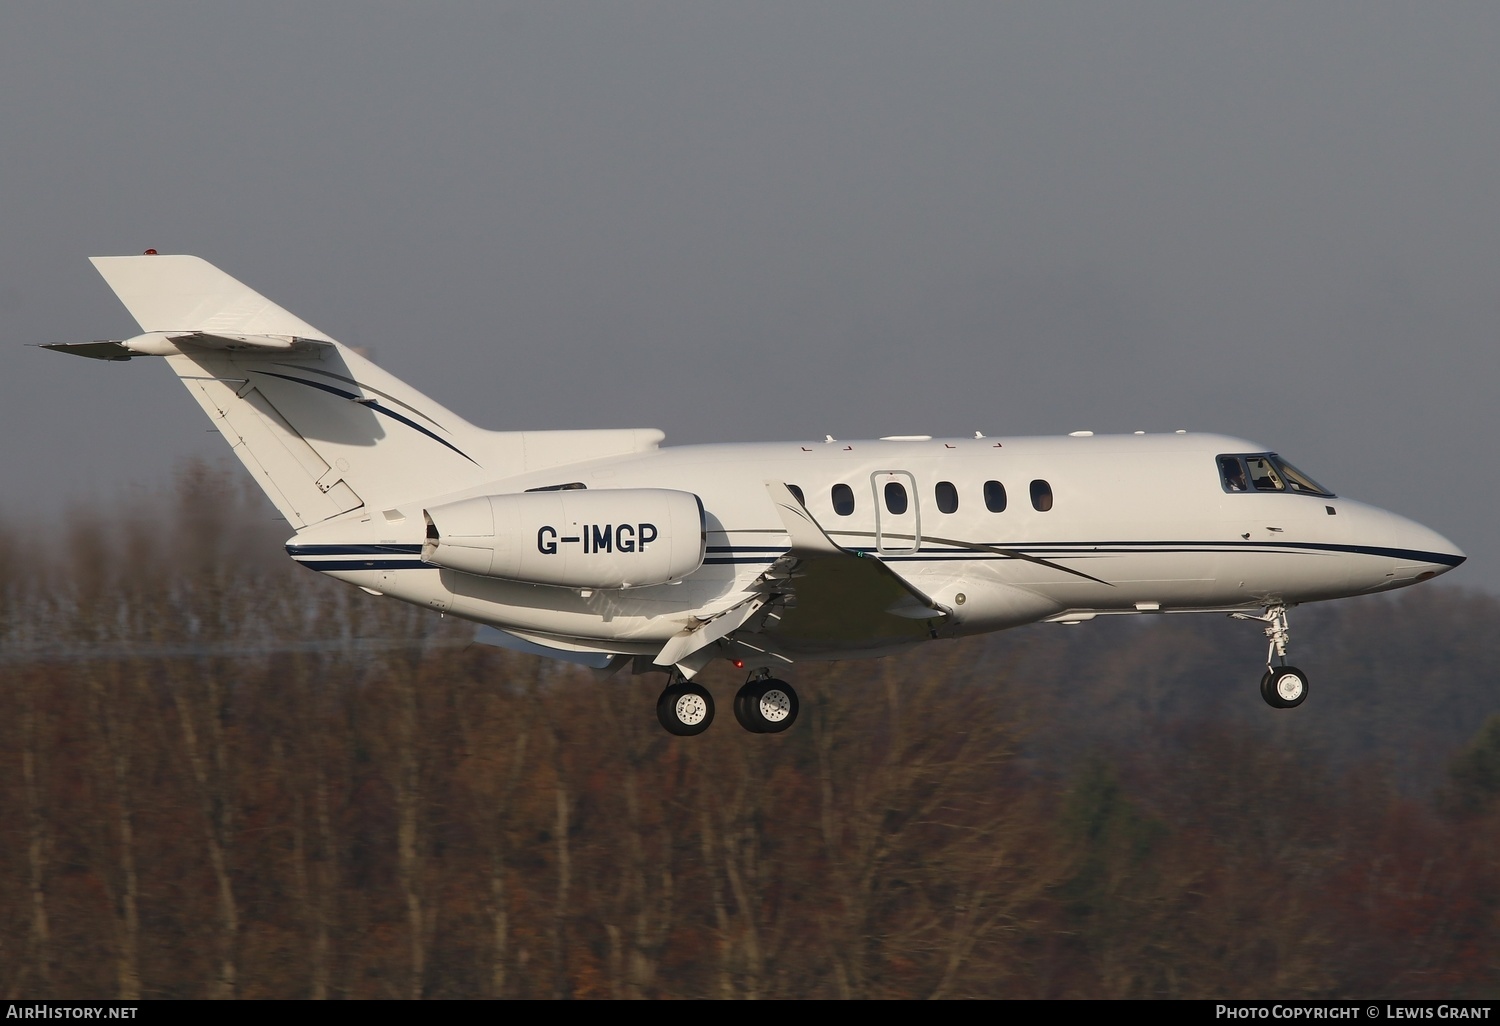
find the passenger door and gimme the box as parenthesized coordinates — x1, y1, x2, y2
(871, 471, 920, 555)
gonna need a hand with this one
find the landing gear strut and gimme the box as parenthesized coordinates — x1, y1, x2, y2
(657, 676, 715, 736)
(733, 672, 799, 734)
(1232, 604, 1309, 709)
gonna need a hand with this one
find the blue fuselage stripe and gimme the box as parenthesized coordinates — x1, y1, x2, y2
(258, 371, 479, 465)
(290, 538, 1460, 574)
(288, 543, 423, 556)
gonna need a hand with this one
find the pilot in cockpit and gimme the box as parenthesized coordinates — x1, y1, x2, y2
(1220, 457, 1248, 492)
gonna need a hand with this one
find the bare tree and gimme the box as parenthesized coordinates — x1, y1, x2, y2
(811, 645, 1053, 998)
(595, 678, 678, 999)
(19, 666, 54, 996)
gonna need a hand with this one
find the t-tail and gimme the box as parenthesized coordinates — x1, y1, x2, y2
(44, 254, 663, 529)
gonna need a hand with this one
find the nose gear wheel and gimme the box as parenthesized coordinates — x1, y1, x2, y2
(1260, 665, 1309, 709)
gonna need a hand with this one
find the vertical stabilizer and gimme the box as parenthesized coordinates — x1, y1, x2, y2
(90, 255, 332, 339)
(77, 255, 667, 532)
(90, 255, 504, 527)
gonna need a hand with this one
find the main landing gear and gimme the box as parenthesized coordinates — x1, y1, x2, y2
(657, 678, 714, 736)
(654, 671, 800, 736)
(1232, 604, 1310, 709)
(734, 673, 799, 734)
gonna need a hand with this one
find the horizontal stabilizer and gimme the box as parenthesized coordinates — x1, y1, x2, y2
(40, 332, 332, 361)
(165, 331, 331, 353)
(39, 341, 134, 361)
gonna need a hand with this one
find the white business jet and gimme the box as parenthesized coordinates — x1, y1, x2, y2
(46, 255, 1465, 735)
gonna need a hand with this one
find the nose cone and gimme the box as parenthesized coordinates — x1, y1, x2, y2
(1398, 522, 1466, 583)
(1345, 501, 1465, 592)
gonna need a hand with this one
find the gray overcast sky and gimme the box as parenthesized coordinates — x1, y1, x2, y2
(3, 2, 1495, 587)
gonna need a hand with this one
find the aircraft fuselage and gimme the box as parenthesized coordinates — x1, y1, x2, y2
(288, 431, 1462, 660)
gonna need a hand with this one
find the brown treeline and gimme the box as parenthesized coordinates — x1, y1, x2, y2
(2, 467, 1499, 999)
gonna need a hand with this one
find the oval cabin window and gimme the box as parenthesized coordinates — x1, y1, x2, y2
(935, 481, 959, 514)
(1030, 479, 1053, 512)
(832, 484, 855, 516)
(884, 481, 909, 515)
(984, 480, 1007, 513)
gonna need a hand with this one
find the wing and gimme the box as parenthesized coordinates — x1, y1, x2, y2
(652, 483, 950, 677)
(758, 481, 949, 646)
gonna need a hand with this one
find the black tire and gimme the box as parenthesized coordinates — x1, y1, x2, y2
(1263, 666, 1309, 709)
(657, 682, 714, 736)
(734, 682, 764, 733)
(737, 679, 799, 733)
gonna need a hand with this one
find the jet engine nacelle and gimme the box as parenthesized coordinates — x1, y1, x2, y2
(422, 488, 705, 590)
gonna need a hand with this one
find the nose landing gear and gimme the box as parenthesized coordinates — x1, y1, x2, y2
(1260, 665, 1309, 708)
(1232, 604, 1310, 709)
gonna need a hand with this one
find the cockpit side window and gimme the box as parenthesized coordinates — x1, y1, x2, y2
(1217, 453, 1335, 497)
(1218, 456, 1249, 492)
(1246, 456, 1285, 491)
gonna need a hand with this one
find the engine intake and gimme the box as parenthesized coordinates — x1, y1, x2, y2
(422, 488, 705, 590)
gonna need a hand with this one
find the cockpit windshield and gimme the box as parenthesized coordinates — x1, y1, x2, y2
(1217, 453, 1335, 497)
